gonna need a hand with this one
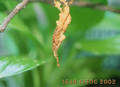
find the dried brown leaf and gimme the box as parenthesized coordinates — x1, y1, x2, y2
(52, 0, 73, 67)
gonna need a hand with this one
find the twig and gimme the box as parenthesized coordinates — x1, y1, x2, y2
(30, 0, 120, 14)
(0, 0, 29, 32)
(1, 0, 120, 32)
(72, 1, 120, 14)
(30, 0, 53, 5)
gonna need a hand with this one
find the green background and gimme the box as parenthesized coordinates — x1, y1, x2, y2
(0, 0, 120, 87)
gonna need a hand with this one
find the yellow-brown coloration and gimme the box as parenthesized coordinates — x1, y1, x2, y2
(52, 0, 73, 67)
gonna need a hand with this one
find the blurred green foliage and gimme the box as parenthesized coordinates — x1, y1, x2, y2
(82, 0, 107, 4)
(0, 0, 120, 87)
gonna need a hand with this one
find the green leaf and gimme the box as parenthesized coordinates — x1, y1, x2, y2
(75, 12, 120, 55)
(81, 0, 108, 4)
(69, 7, 105, 32)
(80, 36, 120, 54)
(0, 56, 47, 78)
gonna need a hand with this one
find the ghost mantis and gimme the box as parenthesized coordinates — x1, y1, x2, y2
(52, 0, 73, 67)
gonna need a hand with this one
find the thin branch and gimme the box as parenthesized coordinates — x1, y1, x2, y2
(0, 0, 29, 32)
(30, 0, 120, 14)
(1, 0, 120, 32)
(30, 0, 53, 5)
(72, 1, 120, 14)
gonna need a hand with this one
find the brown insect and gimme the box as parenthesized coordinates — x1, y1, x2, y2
(52, 0, 73, 67)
